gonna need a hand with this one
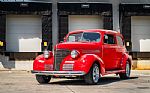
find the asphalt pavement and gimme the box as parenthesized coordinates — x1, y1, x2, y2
(0, 70, 150, 93)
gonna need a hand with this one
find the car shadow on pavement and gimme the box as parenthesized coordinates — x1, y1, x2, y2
(41, 76, 138, 86)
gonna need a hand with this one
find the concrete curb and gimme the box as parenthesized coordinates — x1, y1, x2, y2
(131, 70, 150, 76)
(132, 60, 150, 70)
(0, 69, 31, 73)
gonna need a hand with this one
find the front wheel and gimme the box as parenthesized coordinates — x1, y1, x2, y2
(119, 61, 131, 79)
(36, 75, 51, 84)
(84, 63, 100, 84)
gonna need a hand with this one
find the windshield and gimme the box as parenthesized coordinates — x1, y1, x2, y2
(66, 32, 100, 42)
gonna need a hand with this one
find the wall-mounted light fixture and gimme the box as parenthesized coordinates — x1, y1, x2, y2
(20, 3, 29, 7)
(143, 5, 150, 9)
(81, 4, 90, 8)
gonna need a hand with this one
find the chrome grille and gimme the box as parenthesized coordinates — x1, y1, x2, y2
(63, 64, 74, 71)
(54, 49, 70, 71)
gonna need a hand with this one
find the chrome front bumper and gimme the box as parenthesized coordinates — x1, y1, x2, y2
(31, 70, 86, 76)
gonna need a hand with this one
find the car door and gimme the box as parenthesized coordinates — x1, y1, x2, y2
(103, 34, 118, 70)
(116, 35, 126, 68)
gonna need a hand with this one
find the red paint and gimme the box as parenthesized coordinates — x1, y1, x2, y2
(33, 29, 132, 76)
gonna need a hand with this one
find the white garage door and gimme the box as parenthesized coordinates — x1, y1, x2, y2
(6, 15, 42, 52)
(69, 15, 103, 32)
(131, 16, 150, 52)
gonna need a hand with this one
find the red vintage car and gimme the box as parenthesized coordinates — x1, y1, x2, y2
(32, 29, 132, 84)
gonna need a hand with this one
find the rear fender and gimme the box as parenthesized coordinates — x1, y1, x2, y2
(80, 54, 105, 75)
(121, 53, 132, 69)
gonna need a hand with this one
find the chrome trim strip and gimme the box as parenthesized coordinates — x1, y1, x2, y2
(31, 70, 85, 76)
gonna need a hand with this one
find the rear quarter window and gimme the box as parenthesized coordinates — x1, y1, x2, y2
(116, 36, 124, 46)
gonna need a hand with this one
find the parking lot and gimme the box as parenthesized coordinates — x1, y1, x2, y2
(0, 71, 149, 93)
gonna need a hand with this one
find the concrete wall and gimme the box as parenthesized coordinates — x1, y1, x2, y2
(0, 54, 33, 70)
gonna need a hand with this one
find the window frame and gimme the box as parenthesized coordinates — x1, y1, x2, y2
(66, 32, 101, 43)
(103, 34, 116, 45)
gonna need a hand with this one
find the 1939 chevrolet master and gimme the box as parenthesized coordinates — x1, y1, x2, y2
(32, 29, 132, 84)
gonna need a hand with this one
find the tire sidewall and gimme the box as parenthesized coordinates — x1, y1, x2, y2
(36, 75, 51, 84)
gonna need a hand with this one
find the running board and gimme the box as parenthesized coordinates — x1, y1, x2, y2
(104, 70, 125, 75)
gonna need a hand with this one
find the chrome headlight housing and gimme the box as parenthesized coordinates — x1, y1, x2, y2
(44, 50, 50, 59)
(71, 50, 80, 59)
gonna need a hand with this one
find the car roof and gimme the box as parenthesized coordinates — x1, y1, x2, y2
(69, 29, 120, 34)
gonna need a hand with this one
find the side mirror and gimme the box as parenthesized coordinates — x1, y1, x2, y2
(60, 37, 66, 43)
(60, 41, 64, 43)
(63, 37, 67, 42)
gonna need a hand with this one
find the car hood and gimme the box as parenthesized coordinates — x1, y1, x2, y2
(55, 42, 101, 50)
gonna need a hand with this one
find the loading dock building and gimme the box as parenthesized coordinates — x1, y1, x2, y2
(0, 0, 150, 60)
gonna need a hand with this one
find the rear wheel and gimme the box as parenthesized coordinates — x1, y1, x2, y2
(36, 75, 51, 84)
(84, 63, 100, 84)
(119, 61, 131, 79)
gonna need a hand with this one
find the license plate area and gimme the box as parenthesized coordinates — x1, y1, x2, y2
(44, 64, 53, 71)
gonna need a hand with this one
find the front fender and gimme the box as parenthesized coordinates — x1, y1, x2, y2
(33, 54, 54, 71)
(75, 54, 105, 75)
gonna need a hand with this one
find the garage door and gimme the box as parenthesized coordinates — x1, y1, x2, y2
(6, 15, 42, 52)
(131, 16, 150, 52)
(69, 15, 103, 32)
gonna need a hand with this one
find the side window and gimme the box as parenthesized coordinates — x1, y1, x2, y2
(104, 34, 115, 44)
(117, 36, 124, 46)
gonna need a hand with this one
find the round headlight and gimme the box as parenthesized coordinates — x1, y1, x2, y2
(71, 50, 79, 59)
(44, 50, 49, 59)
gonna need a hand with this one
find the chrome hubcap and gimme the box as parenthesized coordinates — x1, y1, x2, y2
(93, 65, 99, 83)
(126, 63, 130, 77)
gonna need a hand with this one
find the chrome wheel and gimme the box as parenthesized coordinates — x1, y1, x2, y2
(119, 61, 131, 79)
(126, 62, 130, 78)
(84, 63, 100, 84)
(93, 64, 100, 83)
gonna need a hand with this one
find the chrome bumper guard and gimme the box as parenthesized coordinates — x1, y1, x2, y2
(31, 70, 85, 76)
